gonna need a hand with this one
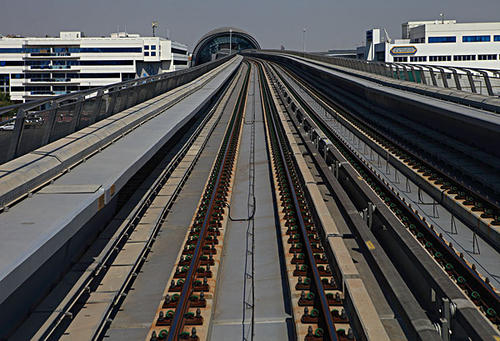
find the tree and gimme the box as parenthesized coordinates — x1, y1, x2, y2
(0, 91, 13, 107)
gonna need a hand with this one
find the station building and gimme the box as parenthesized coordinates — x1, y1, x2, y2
(357, 20, 500, 69)
(0, 31, 188, 102)
(191, 27, 260, 66)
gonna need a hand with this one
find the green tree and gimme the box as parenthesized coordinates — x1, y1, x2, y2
(0, 91, 13, 107)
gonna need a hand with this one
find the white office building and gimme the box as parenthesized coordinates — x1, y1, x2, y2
(0, 31, 189, 102)
(358, 20, 500, 69)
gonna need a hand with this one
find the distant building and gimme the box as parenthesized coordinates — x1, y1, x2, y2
(357, 20, 500, 69)
(323, 49, 357, 58)
(0, 31, 188, 102)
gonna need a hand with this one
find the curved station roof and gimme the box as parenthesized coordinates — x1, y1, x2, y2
(192, 27, 260, 66)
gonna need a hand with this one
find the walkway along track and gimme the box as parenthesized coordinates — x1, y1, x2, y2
(264, 60, 500, 338)
(147, 63, 250, 340)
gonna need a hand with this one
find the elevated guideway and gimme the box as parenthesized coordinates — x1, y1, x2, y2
(0, 49, 499, 341)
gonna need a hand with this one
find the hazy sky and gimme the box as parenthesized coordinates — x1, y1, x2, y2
(2, 0, 499, 51)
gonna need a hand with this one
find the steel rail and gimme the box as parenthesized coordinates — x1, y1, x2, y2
(258, 61, 338, 340)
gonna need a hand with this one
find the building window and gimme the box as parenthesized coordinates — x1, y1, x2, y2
(428, 36, 456, 43)
(462, 35, 491, 42)
(173, 60, 188, 65)
(429, 56, 451, 62)
(478, 54, 497, 60)
(151, 45, 156, 50)
(79, 60, 134, 65)
(393, 57, 408, 62)
(150, 52, 156, 56)
(144, 52, 149, 56)
(172, 48, 187, 55)
(494, 35, 500, 42)
(0, 48, 24, 53)
(144, 45, 149, 50)
(410, 56, 427, 62)
(79, 47, 142, 53)
(453, 55, 476, 61)
(0, 61, 24, 66)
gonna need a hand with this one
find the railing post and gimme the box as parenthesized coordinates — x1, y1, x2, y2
(438, 68, 449, 88)
(450, 69, 462, 91)
(416, 66, 427, 85)
(409, 66, 418, 83)
(94, 89, 105, 121)
(464, 70, 477, 94)
(6, 108, 26, 161)
(41, 100, 58, 146)
(106, 90, 118, 117)
(429, 68, 438, 86)
(71, 96, 85, 133)
(478, 71, 494, 96)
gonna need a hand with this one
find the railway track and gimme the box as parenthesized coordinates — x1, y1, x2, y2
(147, 63, 250, 340)
(12, 56, 499, 341)
(146, 60, 386, 341)
(12, 60, 244, 341)
(258, 61, 356, 340)
(263, 60, 500, 337)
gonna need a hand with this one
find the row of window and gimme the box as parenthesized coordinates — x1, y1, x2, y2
(428, 35, 500, 43)
(0, 46, 188, 55)
(394, 54, 498, 62)
(144, 52, 157, 57)
(0, 60, 134, 67)
(172, 48, 187, 55)
(173, 60, 188, 65)
(9, 72, 120, 78)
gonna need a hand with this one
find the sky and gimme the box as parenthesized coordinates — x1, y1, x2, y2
(1, 0, 499, 52)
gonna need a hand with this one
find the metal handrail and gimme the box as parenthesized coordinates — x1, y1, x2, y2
(255, 49, 499, 97)
(0, 55, 236, 165)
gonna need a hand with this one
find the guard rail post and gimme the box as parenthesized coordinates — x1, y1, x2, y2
(465, 70, 477, 94)
(450, 69, 462, 91)
(41, 101, 58, 146)
(6, 109, 26, 160)
(71, 96, 85, 133)
(478, 71, 494, 96)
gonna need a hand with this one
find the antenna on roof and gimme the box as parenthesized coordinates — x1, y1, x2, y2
(152, 21, 159, 37)
(439, 13, 444, 24)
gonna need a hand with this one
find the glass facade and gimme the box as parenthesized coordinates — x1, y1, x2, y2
(494, 35, 500, 41)
(428, 36, 456, 43)
(462, 35, 491, 42)
(0, 47, 141, 53)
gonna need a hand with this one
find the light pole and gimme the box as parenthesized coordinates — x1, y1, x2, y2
(302, 27, 306, 56)
(229, 29, 232, 55)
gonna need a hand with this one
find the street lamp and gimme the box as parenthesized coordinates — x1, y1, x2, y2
(302, 27, 306, 56)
